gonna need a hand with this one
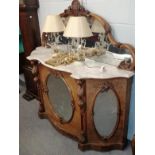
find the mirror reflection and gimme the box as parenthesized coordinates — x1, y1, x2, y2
(94, 89, 118, 138)
(43, 15, 133, 68)
(47, 75, 73, 122)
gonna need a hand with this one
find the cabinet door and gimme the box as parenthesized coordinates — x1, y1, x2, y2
(85, 78, 132, 149)
(47, 75, 73, 122)
(93, 88, 119, 139)
(38, 65, 82, 140)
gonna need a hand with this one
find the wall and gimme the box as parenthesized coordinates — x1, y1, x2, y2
(38, 0, 135, 46)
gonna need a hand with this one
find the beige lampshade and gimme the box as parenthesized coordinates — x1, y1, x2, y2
(91, 20, 105, 34)
(42, 15, 65, 33)
(63, 16, 93, 38)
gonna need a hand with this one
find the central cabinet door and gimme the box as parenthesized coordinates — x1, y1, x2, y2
(47, 75, 73, 122)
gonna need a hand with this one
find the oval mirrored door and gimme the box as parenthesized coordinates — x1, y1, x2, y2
(47, 75, 73, 122)
(93, 89, 119, 138)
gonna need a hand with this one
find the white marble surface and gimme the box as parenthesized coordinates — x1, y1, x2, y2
(27, 46, 134, 79)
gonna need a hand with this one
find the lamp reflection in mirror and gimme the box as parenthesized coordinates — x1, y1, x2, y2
(42, 15, 65, 47)
(91, 20, 106, 49)
(63, 16, 93, 51)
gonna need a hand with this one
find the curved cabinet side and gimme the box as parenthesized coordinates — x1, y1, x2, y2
(38, 64, 82, 141)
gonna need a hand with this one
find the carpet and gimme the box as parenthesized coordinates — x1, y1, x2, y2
(19, 85, 132, 155)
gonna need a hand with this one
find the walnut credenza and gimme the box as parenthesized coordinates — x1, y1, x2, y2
(28, 47, 134, 151)
(25, 0, 135, 151)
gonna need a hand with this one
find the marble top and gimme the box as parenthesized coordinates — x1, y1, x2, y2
(27, 46, 134, 80)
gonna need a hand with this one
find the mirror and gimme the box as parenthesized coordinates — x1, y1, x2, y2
(91, 44, 132, 67)
(47, 75, 73, 122)
(93, 89, 119, 138)
(42, 1, 134, 70)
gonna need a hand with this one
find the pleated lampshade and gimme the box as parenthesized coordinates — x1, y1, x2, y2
(42, 15, 65, 33)
(91, 20, 105, 34)
(63, 16, 93, 38)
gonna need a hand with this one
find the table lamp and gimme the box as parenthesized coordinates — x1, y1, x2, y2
(42, 15, 65, 47)
(63, 16, 93, 52)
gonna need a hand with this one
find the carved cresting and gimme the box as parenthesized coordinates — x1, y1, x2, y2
(31, 60, 45, 113)
(60, 0, 89, 17)
(77, 79, 87, 143)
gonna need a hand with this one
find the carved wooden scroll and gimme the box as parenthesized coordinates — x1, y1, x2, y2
(60, 0, 89, 17)
(77, 79, 87, 143)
